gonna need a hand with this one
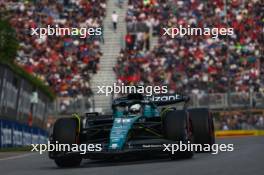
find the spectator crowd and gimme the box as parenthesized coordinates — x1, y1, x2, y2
(114, 0, 264, 96)
(1, 0, 106, 97)
(216, 113, 264, 130)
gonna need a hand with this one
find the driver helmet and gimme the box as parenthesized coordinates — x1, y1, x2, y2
(129, 104, 142, 114)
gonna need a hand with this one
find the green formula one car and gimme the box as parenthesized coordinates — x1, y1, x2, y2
(49, 93, 215, 167)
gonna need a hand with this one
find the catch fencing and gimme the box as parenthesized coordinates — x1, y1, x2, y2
(0, 63, 52, 128)
(54, 92, 264, 114)
(190, 92, 264, 109)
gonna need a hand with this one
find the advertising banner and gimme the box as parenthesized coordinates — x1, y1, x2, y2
(0, 119, 48, 148)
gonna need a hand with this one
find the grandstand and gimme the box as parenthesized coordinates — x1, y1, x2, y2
(115, 0, 263, 95)
(2, 0, 106, 98)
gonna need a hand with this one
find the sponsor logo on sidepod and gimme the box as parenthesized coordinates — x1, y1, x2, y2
(151, 94, 181, 102)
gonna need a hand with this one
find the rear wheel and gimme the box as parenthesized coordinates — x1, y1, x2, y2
(189, 108, 215, 152)
(163, 110, 194, 159)
(53, 118, 82, 167)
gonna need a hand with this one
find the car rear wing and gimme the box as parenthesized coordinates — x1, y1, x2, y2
(148, 93, 190, 106)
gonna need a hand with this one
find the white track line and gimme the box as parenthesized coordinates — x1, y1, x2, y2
(0, 153, 36, 161)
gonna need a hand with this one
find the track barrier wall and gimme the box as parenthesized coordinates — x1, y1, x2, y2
(215, 130, 264, 138)
(0, 119, 48, 148)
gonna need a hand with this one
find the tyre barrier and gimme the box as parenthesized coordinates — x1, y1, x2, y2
(215, 130, 264, 138)
(0, 119, 48, 148)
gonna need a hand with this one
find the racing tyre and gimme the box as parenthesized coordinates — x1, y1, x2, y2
(53, 118, 82, 167)
(163, 110, 194, 159)
(188, 108, 215, 152)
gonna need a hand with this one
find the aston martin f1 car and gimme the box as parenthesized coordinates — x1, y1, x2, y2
(49, 93, 215, 167)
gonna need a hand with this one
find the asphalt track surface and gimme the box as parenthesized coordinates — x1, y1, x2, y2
(0, 136, 263, 175)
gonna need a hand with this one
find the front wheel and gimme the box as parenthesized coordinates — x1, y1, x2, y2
(52, 118, 82, 167)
